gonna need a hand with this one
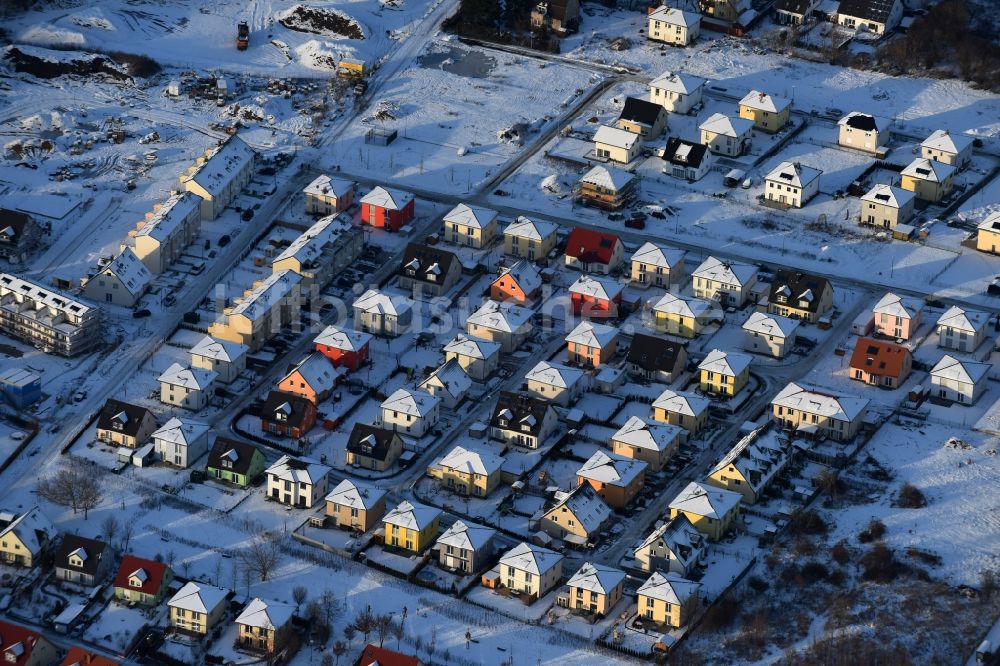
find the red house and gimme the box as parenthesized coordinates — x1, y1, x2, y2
(314, 324, 373, 372)
(360, 186, 415, 231)
(354, 644, 421, 666)
(260, 391, 317, 438)
(564, 228, 624, 274)
(61, 647, 120, 666)
(490, 260, 542, 304)
(0, 620, 57, 666)
(569, 274, 624, 319)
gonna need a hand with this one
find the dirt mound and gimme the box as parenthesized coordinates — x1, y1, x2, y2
(278, 5, 365, 40)
(5, 45, 131, 82)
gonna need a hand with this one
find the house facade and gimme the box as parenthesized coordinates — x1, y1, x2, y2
(930, 355, 989, 405)
(383, 500, 441, 554)
(498, 542, 563, 599)
(208, 270, 302, 352)
(503, 217, 558, 261)
(325, 479, 387, 533)
(837, 112, 889, 154)
(353, 289, 414, 337)
(976, 212, 1000, 255)
(265, 455, 330, 509)
(576, 450, 647, 509)
(647, 6, 701, 46)
(634, 514, 705, 576)
(692, 256, 758, 307)
(179, 136, 255, 220)
(260, 391, 316, 438)
(131, 192, 201, 274)
(397, 243, 462, 298)
(0, 273, 102, 357)
(901, 158, 955, 202)
(738, 90, 791, 133)
(872, 292, 923, 340)
(668, 481, 742, 541)
(190, 335, 248, 384)
(652, 292, 714, 338)
(564, 228, 624, 274)
(742, 311, 799, 358)
(432, 445, 504, 498)
(921, 129, 973, 168)
(525, 360, 585, 406)
(207, 438, 266, 487)
(55, 535, 111, 586)
(936, 305, 989, 353)
(594, 125, 641, 164)
(849, 338, 912, 389)
(380, 389, 441, 437)
(564, 562, 625, 617)
(490, 260, 542, 304)
(314, 325, 372, 372)
(616, 97, 669, 139)
(236, 598, 295, 654)
(303, 174, 355, 215)
(0, 507, 55, 569)
(699, 113, 753, 157)
(860, 184, 915, 230)
(652, 389, 710, 437)
(443, 334, 502, 381)
(278, 352, 339, 405)
(360, 186, 415, 231)
(113, 556, 173, 605)
(345, 423, 404, 471)
(610, 416, 682, 472)
(767, 270, 834, 323)
(649, 71, 705, 115)
(764, 161, 822, 208)
(576, 165, 638, 211)
(82, 247, 152, 308)
(539, 484, 612, 544)
(466, 300, 533, 353)
(157, 363, 217, 411)
(771, 382, 870, 441)
(96, 399, 157, 449)
(152, 417, 210, 468)
(698, 349, 752, 397)
(836, 0, 903, 35)
(569, 274, 624, 319)
(490, 391, 558, 449)
(437, 520, 496, 574)
(566, 321, 618, 367)
(168, 581, 228, 636)
(630, 242, 684, 289)
(625, 333, 687, 383)
(637, 572, 701, 628)
(443, 203, 499, 248)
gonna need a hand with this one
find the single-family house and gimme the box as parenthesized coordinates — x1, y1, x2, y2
(836, 0, 903, 35)
(634, 514, 705, 576)
(235, 598, 295, 654)
(647, 6, 701, 45)
(692, 256, 758, 307)
(872, 292, 923, 340)
(566, 320, 619, 367)
(773, 0, 819, 24)
(611, 415, 683, 472)
(706, 424, 788, 503)
(443, 334, 502, 381)
(698, 0, 752, 24)
(976, 212, 1000, 255)
(81, 248, 152, 308)
(130, 192, 201, 274)
(353, 646, 422, 666)
(152, 417, 209, 468)
(419, 359, 472, 409)
(564, 228, 624, 275)
(314, 325, 372, 372)
(0, 621, 57, 666)
(850, 338, 912, 388)
(491, 260, 542, 304)
(208, 270, 302, 352)
(921, 129, 973, 168)
(325, 479, 387, 533)
(54, 535, 111, 586)
(699, 349, 752, 397)
(0, 209, 40, 262)
(738, 90, 791, 133)
(742, 311, 799, 358)
(398, 243, 462, 298)
(652, 293, 714, 338)
(649, 71, 705, 115)
(259, 391, 316, 438)
(113, 555, 173, 605)
(360, 186, 414, 231)
(768, 270, 833, 323)
(564, 563, 626, 617)
(179, 136, 255, 220)
(699, 113, 753, 157)
(303, 174, 354, 215)
(498, 542, 563, 599)
(466, 300, 533, 352)
(503, 216, 558, 261)
(771, 382, 870, 441)
(838, 112, 890, 154)
(271, 213, 363, 289)
(576, 165, 638, 210)
(265, 455, 330, 509)
(157, 363, 217, 411)
(525, 360, 585, 406)
(60, 647, 118, 666)
(530, 0, 580, 35)
(901, 158, 955, 202)
(569, 274, 624, 319)
(661, 138, 713, 182)
(278, 352, 340, 404)
(637, 572, 701, 628)
(594, 125, 641, 164)
(576, 450, 647, 509)
(168, 581, 228, 635)
(96, 399, 157, 449)
(206, 438, 266, 487)
(345, 423, 404, 471)
(353, 289, 414, 337)
(190, 335, 247, 384)
(652, 389, 710, 437)
(764, 161, 822, 208)
(860, 184, 915, 230)
(0, 507, 54, 569)
(437, 520, 496, 574)
(616, 97, 669, 139)
(930, 355, 990, 405)
(432, 445, 504, 498)
(626, 333, 687, 383)
(490, 391, 558, 449)
(937, 305, 990, 353)
(539, 484, 611, 544)
(443, 203, 499, 248)
(381, 388, 441, 437)
(383, 500, 441, 553)
(630, 242, 685, 289)
(668, 481, 742, 541)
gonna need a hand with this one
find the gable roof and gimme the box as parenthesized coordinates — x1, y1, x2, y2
(260, 391, 314, 429)
(849, 337, 911, 378)
(60, 646, 119, 666)
(663, 138, 709, 169)
(774, 0, 816, 15)
(743, 311, 799, 338)
(636, 513, 704, 567)
(637, 571, 701, 605)
(739, 90, 791, 113)
(838, 111, 889, 132)
(346, 423, 401, 462)
(612, 415, 683, 453)
(648, 5, 700, 26)
(930, 354, 990, 385)
(493, 260, 542, 297)
(565, 228, 622, 265)
(314, 324, 372, 353)
(772, 382, 869, 421)
(692, 256, 757, 287)
(504, 216, 557, 241)
(360, 185, 413, 211)
(669, 481, 742, 519)
(699, 348, 752, 376)
(273, 213, 354, 267)
(283, 352, 341, 394)
(97, 248, 151, 298)
(545, 484, 611, 535)
(228, 269, 301, 321)
(977, 211, 1000, 233)
(96, 399, 154, 437)
(438, 445, 504, 477)
(420, 359, 472, 399)
(568, 274, 624, 302)
(618, 97, 666, 128)
(652, 389, 710, 417)
(921, 129, 973, 155)
(325, 478, 387, 511)
(54, 534, 108, 576)
(594, 125, 640, 151)
(769, 269, 832, 313)
(236, 598, 294, 630)
(626, 333, 685, 373)
(872, 291, 922, 319)
(709, 424, 786, 493)
(862, 184, 914, 209)
(699, 112, 753, 138)
(525, 360, 585, 390)
(354, 644, 420, 666)
(303, 173, 354, 199)
(652, 292, 713, 319)
(113, 555, 169, 595)
(0, 620, 47, 666)
(936, 305, 989, 334)
(577, 449, 647, 487)
(151, 417, 210, 448)
(0, 210, 34, 248)
(649, 71, 706, 96)
(631, 242, 685, 270)
(187, 136, 255, 198)
(579, 165, 635, 192)
(381, 388, 440, 418)
(191, 335, 247, 363)
(443, 203, 498, 230)
(437, 520, 495, 551)
(266, 455, 330, 486)
(565, 320, 618, 348)
(491, 391, 554, 437)
(837, 0, 900, 22)
(384, 500, 441, 531)
(567, 562, 626, 596)
(443, 334, 502, 360)
(467, 299, 533, 333)
(901, 157, 955, 183)
(399, 243, 460, 285)
(136, 192, 200, 244)
(207, 437, 263, 476)
(765, 161, 822, 188)
(158, 363, 217, 391)
(168, 581, 228, 614)
(0, 507, 55, 556)
(499, 542, 562, 576)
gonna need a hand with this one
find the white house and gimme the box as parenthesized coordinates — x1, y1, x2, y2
(837, 112, 890, 154)
(921, 129, 973, 168)
(443, 334, 502, 381)
(929, 355, 989, 405)
(266, 455, 331, 508)
(158, 363, 217, 411)
(742, 311, 799, 358)
(647, 6, 701, 45)
(466, 300, 533, 353)
(525, 360, 585, 406)
(418, 359, 472, 409)
(699, 113, 753, 157)
(649, 71, 705, 115)
(82, 248, 152, 308)
(190, 335, 248, 384)
(936, 305, 990, 353)
(661, 138, 713, 182)
(498, 542, 564, 599)
(692, 256, 758, 307)
(353, 289, 414, 337)
(152, 418, 210, 469)
(594, 125, 642, 164)
(764, 161, 822, 208)
(380, 388, 441, 437)
(630, 242, 685, 289)
(836, 0, 904, 35)
(860, 184, 915, 230)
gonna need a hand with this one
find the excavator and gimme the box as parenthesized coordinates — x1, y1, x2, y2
(236, 21, 249, 50)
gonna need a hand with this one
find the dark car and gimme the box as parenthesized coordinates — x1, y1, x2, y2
(133, 309, 152, 318)
(218, 234, 232, 247)
(241, 209, 254, 221)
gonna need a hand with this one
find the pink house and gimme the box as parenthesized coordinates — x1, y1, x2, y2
(872, 292, 923, 341)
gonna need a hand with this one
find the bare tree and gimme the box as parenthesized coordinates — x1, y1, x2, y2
(375, 614, 393, 648)
(293, 585, 308, 609)
(353, 606, 377, 644)
(392, 620, 405, 650)
(320, 590, 336, 626)
(331, 641, 347, 665)
(238, 537, 281, 582)
(321, 655, 333, 666)
(343, 625, 356, 649)
(121, 516, 139, 552)
(37, 465, 103, 519)
(100, 515, 120, 543)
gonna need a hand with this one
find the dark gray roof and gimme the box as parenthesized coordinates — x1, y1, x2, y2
(399, 243, 459, 286)
(346, 423, 401, 462)
(96, 399, 155, 438)
(207, 437, 263, 476)
(837, 0, 898, 22)
(626, 333, 685, 373)
(768, 270, 832, 314)
(774, 0, 813, 14)
(618, 97, 666, 129)
(662, 138, 709, 169)
(845, 113, 877, 131)
(55, 534, 109, 577)
(491, 391, 552, 438)
(260, 391, 314, 430)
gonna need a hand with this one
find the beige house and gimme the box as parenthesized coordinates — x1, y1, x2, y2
(498, 542, 563, 599)
(539, 484, 611, 544)
(860, 184, 915, 230)
(771, 382, 870, 441)
(437, 520, 496, 574)
(692, 256, 758, 307)
(743, 311, 799, 358)
(764, 161, 822, 208)
(179, 136, 255, 220)
(503, 216, 558, 261)
(838, 112, 890, 154)
(96, 399, 157, 448)
(443, 203, 499, 248)
(525, 360, 585, 406)
(466, 300, 533, 353)
(611, 415, 683, 472)
(921, 129, 973, 168)
(594, 125, 641, 164)
(652, 389, 710, 438)
(647, 6, 700, 45)
(130, 192, 201, 273)
(271, 213, 363, 289)
(236, 598, 295, 654)
(168, 581, 228, 635)
(563, 562, 625, 617)
(634, 514, 705, 576)
(158, 363, 217, 411)
(190, 335, 247, 384)
(630, 242, 685, 289)
(384, 500, 442, 554)
(649, 71, 705, 115)
(443, 334, 502, 381)
(936, 305, 990, 353)
(303, 174, 354, 215)
(265, 455, 330, 509)
(0, 273, 103, 357)
(353, 289, 414, 337)
(699, 113, 753, 157)
(637, 572, 701, 628)
(381, 388, 441, 437)
(652, 292, 714, 338)
(616, 97, 669, 140)
(738, 90, 791, 133)
(324, 479, 387, 533)
(901, 158, 955, 202)
(0, 507, 55, 568)
(208, 270, 302, 352)
(977, 212, 1000, 254)
(345, 423, 403, 472)
(668, 481, 742, 541)
(431, 445, 504, 498)
(82, 248, 152, 308)
(706, 423, 788, 503)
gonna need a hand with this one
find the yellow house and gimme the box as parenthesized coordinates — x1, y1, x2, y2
(443, 203, 499, 248)
(652, 293, 714, 338)
(179, 136, 255, 220)
(977, 212, 1000, 254)
(738, 90, 791, 133)
(634, 514, 706, 576)
(236, 598, 295, 654)
(431, 445, 504, 498)
(637, 572, 701, 628)
(900, 158, 955, 202)
(594, 125, 642, 164)
(383, 500, 441, 554)
(498, 542, 563, 599)
(131, 191, 201, 274)
(771, 382, 869, 442)
(271, 213, 363, 289)
(698, 349, 752, 397)
(564, 562, 626, 617)
(0, 507, 55, 568)
(668, 481, 742, 541)
(168, 581, 228, 635)
(705, 424, 788, 504)
(324, 479, 387, 533)
(860, 184, 915, 230)
(630, 242, 685, 289)
(651, 389, 710, 438)
(503, 216, 558, 261)
(208, 270, 302, 352)
(539, 484, 611, 544)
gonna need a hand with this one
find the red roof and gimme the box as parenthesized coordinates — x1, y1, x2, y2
(565, 228, 621, 265)
(61, 647, 120, 666)
(849, 337, 911, 378)
(113, 554, 170, 597)
(354, 644, 421, 666)
(0, 620, 46, 666)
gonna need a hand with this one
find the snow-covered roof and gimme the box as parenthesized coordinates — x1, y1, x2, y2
(611, 415, 683, 453)
(577, 449, 647, 487)
(0, 507, 54, 555)
(936, 305, 989, 334)
(669, 481, 742, 519)
(495, 260, 542, 297)
(499, 541, 562, 576)
(420, 359, 472, 398)
(652, 292, 713, 319)
(568, 274, 624, 301)
(765, 161, 822, 188)
(273, 212, 354, 265)
(861, 184, 914, 209)
(437, 520, 496, 551)
(636, 514, 703, 566)
(566, 562, 626, 596)
(742, 311, 800, 338)
(99, 248, 152, 297)
(525, 361, 584, 390)
(187, 136, 255, 198)
(438, 445, 504, 477)
(314, 324, 372, 352)
(467, 299, 533, 333)
(152, 417, 209, 447)
(546, 484, 611, 535)
(631, 242, 685, 270)
(708, 424, 786, 494)
(303, 173, 354, 198)
(353, 288, 413, 318)
(384, 500, 441, 531)
(283, 352, 341, 393)
(699, 112, 753, 138)
(594, 125, 640, 150)
(637, 571, 701, 605)
(136, 192, 200, 242)
(838, 111, 889, 132)
(977, 211, 1000, 233)
(443, 334, 502, 360)
(360, 185, 413, 211)
(229, 270, 302, 321)
(236, 598, 295, 630)
(168, 581, 228, 614)
(0, 273, 95, 321)
(266, 455, 330, 486)
(930, 354, 990, 385)
(771, 382, 869, 422)
(649, 71, 706, 96)
(872, 292, 922, 319)
(652, 389, 710, 417)
(381, 388, 440, 418)
(190, 335, 247, 363)
(699, 348, 752, 376)
(565, 320, 618, 348)
(739, 90, 791, 113)
(504, 216, 557, 241)
(157, 363, 217, 390)
(901, 157, 955, 183)
(649, 5, 700, 26)
(579, 165, 635, 191)
(692, 256, 757, 287)
(443, 203, 498, 230)
(324, 479, 386, 511)
(921, 129, 973, 155)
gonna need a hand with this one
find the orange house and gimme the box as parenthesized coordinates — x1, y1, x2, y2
(277, 352, 340, 405)
(490, 260, 542, 304)
(849, 337, 912, 389)
(565, 321, 618, 368)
